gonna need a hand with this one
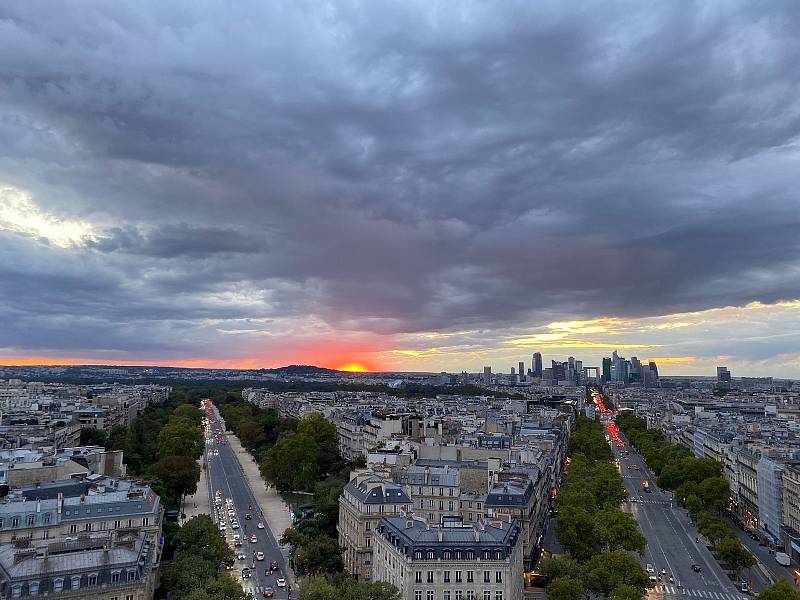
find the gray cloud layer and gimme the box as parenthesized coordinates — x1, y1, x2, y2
(1, 1, 800, 363)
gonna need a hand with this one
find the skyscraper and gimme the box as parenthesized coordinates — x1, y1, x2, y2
(483, 366, 492, 385)
(518, 361, 525, 381)
(602, 357, 611, 383)
(532, 352, 543, 378)
(611, 350, 627, 383)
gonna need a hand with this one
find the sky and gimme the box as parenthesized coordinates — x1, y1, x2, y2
(1, 1, 800, 376)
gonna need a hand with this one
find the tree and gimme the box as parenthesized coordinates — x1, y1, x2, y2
(173, 404, 205, 427)
(556, 505, 598, 561)
(697, 512, 734, 546)
(173, 515, 234, 565)
(717, 537, 755, 577)
(697, 477, 731, 512)
(238, 420, 266, 450)
(282, 528, 343, 574)
(297, 412, 340, 474)
(301, 576, 401, 600)
(158, 419, 204, 460)
(594, 507, 647, 554)
(152, 455, 200, 505)
(547, 577, 585, 600)
(684, 494, 704, 520)
(610, 584, 645, 600)
(80, 427, 109, 447)
(582, 551, 652, 597)
(756, 580, 800, 600)
(539, 556, 583, 585)
(203, 574, 250, 600)
(161, 553, 215, 598)
(261, 433, 319, 491)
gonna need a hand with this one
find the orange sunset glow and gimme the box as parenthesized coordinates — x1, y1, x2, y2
(337, 362, 370, 372)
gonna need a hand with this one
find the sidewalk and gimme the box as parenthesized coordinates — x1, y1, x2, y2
(219, 418, 298, 585)
(180, 456, 211, 523)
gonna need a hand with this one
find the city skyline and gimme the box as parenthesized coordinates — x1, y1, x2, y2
(2, 3, 800, 376)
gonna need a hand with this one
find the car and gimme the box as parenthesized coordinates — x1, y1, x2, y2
(661, 569, 666, 576)
(262, 588, 275, 598)
(251, 534, 258, 543)
(245, 513, 252, 520)
(739, 582, 749, 594)
(219, 523, 226, 531)
(276, 578, 286, 588)
(256, 551, 265, 561)
(242, 568, 252, 579)
(238, 552, 246, 561)
(231, 522, 240, 529)
(692, 564, 702, 573)
(271, 560, 279, 571)
(257, 522, 265, 529)
(646, 564, 655, 574)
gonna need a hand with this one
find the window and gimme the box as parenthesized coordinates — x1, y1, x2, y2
(415, 551, 423, 560)
(418, 500, 424, 509)
(43, 513, 51, 525)
(143, 517, 149, 526)
(444, 593, 451, 600)
(484, 593, 491, 600)
(444, 571, 451, 583)
(26, 514, 35, 526)
(455, 571, 462, 583)
(0, 518, 3, 528)
(439, 488, 444, 496)
(111, 571, 121, 584)
(427, 571, 434, 583)
(42, 531, 49, 540)
(415, 592, 423, 600)
(428, 499, 433, 508)
(85, 522, 92, 531)
(449, 488, 454, 496)
(439, 501, 444, 511)
(11, 516, 19, 527)
(100, 521, 108, 531)
(444, 550, 451, 560)
(128, 519, 133, 527)
(484, 571, 490, 583)
(449, 501, 454, 511)
(127, 571, 136, 582)
(426, 550, 435, 559)
(416, 572, 423, 583)
(467, 571, 474, 583)
(71, 575, 81, 590)
(88, 573, 98, 586)
(53, 579, 63, 593)
(495, 551, 502, 560)
(495, 593, 503, 600)
(466, 550, 474, 560)
(482, 550, 490, 560)
(114, 520, 121, 529)
(366, 522, 371, 531)
(427, 592, 435, 600)
(126, 596, 135, 600)
(467, 592, 474, 600)
(454, 550, 462, 559)
(456, 592, 463, 600)
(496, 572, 503, 583)
(11, 584, 21, 599)
(28, 581, 39, 595)
(69, 524, 78, 534)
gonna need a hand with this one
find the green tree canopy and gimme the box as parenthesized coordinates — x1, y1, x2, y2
(158, 419, 204, 460)
(152, 455, 200, 506)
(717, 537, 755, 576)
(756, 580, 800, 600)
(547, 576, 585, 600)
(582, 551, 652, 597)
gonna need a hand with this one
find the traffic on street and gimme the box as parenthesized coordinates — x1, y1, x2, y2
(201, 399, 292, 600)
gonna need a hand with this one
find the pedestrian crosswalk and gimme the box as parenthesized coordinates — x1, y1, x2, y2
(629, 499, 671, 505)
(650, 586, 747, 600)
(252, 584, 288, 596)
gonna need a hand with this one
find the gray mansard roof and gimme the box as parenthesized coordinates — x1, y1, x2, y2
(376, 516, 521, 560)
(397, 465, 460, 487)
(345, 475, 411, 504)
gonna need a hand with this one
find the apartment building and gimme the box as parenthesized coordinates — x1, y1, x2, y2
(338, 469, 412, 580)
(395, 465, 460, 524)
(372, 514, 523, 600)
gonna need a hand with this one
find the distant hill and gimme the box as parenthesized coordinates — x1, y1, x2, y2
(258, 364, 340, 375)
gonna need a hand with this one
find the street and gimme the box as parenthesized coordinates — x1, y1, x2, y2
(203, 400, 291, 600)
(614, 441, 753, 600)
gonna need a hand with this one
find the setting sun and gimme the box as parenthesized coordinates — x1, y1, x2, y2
(338, 363, 369, 372)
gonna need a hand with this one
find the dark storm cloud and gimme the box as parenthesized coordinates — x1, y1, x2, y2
(1, 0, 800, 362)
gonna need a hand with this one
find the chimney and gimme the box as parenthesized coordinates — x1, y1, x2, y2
(437, 528, 443, 542)
(406, 512, 414, 529)
(57, 493, 63, 514)
(473, 525, 480, 542)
